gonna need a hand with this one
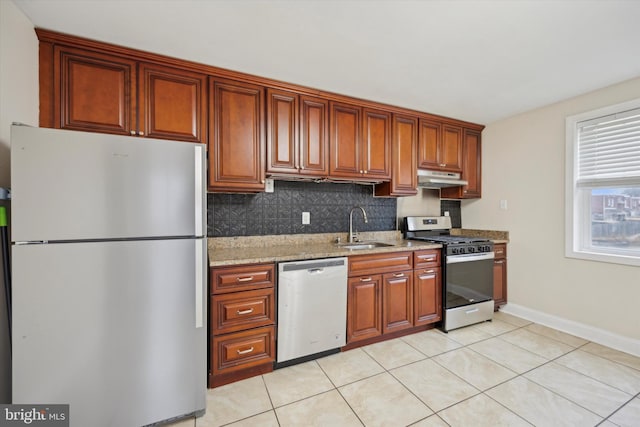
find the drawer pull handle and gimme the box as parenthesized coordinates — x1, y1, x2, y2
(424, 269, 435, 274)
(236, 276, 254, 283)
(237, 308, 254, 315)
(237, 347, 254, 355)
(393, 273, 404, 278)
(360, 277, 372, 282)
(423, 257, 435, 262)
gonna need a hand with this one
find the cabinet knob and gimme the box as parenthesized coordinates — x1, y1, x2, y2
(364, 170, 368, 174)
(138, 131, 144, 136)
(130, 130, 136, 135)
(300, 166, 304, 170)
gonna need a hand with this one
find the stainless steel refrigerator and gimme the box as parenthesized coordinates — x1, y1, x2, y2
(10, 125, 207, 426)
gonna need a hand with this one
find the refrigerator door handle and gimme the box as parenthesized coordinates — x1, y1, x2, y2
(195, 240, 204, 328)
(194, 145, 204, 237)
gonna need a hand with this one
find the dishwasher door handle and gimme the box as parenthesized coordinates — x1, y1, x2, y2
(308, 268, 324, 274)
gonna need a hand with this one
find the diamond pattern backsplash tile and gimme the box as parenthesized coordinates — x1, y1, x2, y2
(208, 181, 397, 237)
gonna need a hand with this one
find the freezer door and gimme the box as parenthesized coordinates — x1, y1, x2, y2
(12, 239, 207, 427)
(10, 125, 206, 242)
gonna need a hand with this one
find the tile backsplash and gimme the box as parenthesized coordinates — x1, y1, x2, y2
(208, 181, 397, 237)
(440, 199, 462, 228)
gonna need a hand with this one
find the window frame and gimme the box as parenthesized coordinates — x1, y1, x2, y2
(565, 98, 640, 267)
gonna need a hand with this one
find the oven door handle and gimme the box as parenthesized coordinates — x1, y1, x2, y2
(446, 252, 495, 264)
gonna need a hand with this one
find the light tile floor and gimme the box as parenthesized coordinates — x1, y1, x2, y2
(168, 312, 640, 426)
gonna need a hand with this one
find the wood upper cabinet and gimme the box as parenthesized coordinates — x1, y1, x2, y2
(138, 63, 207, 142)
(330, 102, 390, 180)
(362, 108, 391, 179)
(50, 46, 206, 143)
(418, 119, 462, 172)
(266, 89, 328, 177)
(440, 129, 482, 199)
(209, 77, 265, 192)
(300, 96, 329, 175)
(54, 46, 136, 135)
(347, 275, 383, 342)
(382, 271, 413, 334)
(375, 114, 418, 196)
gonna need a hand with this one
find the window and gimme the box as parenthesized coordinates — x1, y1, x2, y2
(566, 98, 640, 266)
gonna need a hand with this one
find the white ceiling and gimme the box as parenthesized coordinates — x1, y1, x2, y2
(12, 0, 640, 124)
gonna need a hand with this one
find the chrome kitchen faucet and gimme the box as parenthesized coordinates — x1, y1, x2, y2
(348, 206, 368, 243)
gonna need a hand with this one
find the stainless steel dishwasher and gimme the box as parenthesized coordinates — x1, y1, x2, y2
(277, 257, 348, 366)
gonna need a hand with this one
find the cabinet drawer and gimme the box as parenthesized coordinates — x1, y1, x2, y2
(348, 252, 412, 277)
(211, 326, 275, 374)
(210, 263, 275, 294)
(494, 243, 507, 260)
(211, 288, 275, 334)
(413, 250, 441, 269)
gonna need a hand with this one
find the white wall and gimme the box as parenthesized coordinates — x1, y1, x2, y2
(0, 0, 38, 402)
(462, 76, 640, 351)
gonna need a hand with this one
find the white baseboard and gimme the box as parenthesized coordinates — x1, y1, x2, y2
(500, 303, 640, 357)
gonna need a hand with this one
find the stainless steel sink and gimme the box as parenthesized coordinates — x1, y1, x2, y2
(336, 241, 395, 250)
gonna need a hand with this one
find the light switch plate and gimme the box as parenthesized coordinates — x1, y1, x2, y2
(302, 212, 310, 225)
(500, 199, 508, 210)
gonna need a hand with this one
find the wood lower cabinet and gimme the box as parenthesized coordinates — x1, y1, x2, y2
(209, 263, 275, 387)
(413, 249, 442, 326)
(46, 45, 206, 142)
(493, 243, 508, 310)
(209, 77, 265, 192)
(375, 114, 418, 196)
(441, 129, 482, 199)
(346, 250, 441, 347)
(382, 270, 413, 334)
(347, 275, 383, 342)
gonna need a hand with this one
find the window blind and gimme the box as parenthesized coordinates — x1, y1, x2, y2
(577, 107, 640, 187)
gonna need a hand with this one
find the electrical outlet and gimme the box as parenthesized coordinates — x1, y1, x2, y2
(444, 211, 450, 217)
(264, 178, 274, 193)
(302, 212, 310, 225)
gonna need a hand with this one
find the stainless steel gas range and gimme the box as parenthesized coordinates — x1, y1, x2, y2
(403, 216, 494, 332)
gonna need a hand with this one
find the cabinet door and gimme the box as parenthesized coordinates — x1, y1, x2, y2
(209, 77, 265, 192)
(441, 129, 482, 199)
(266, 88, 298, 174)
(414, 267, 442, 326)
(138, 63, 206, 143)
(347, 275, 382, 343)
(55, 46, 136, 135)
(300, 95, 329, 176)
(493, 244, 507, 310)
(460, 129, 481, 198)
(382, 271, 413, 334)
(330, 102, 362, 178)
(362, 108, 391, 179)
(417, 119, 440, 169)
(375, 114, 417, 196)
(441, 125, 463, 172)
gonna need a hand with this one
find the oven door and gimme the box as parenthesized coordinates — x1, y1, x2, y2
(445, 252, 494, 309)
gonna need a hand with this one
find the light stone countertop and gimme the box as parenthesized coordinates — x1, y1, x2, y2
(208, 230, 441, 267)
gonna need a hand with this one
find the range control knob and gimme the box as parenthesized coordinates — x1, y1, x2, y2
(451, 248, 459, 254)
(468, 247, 475, 253)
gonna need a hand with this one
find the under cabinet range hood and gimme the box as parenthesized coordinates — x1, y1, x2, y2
(417, 169, 468, 188)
